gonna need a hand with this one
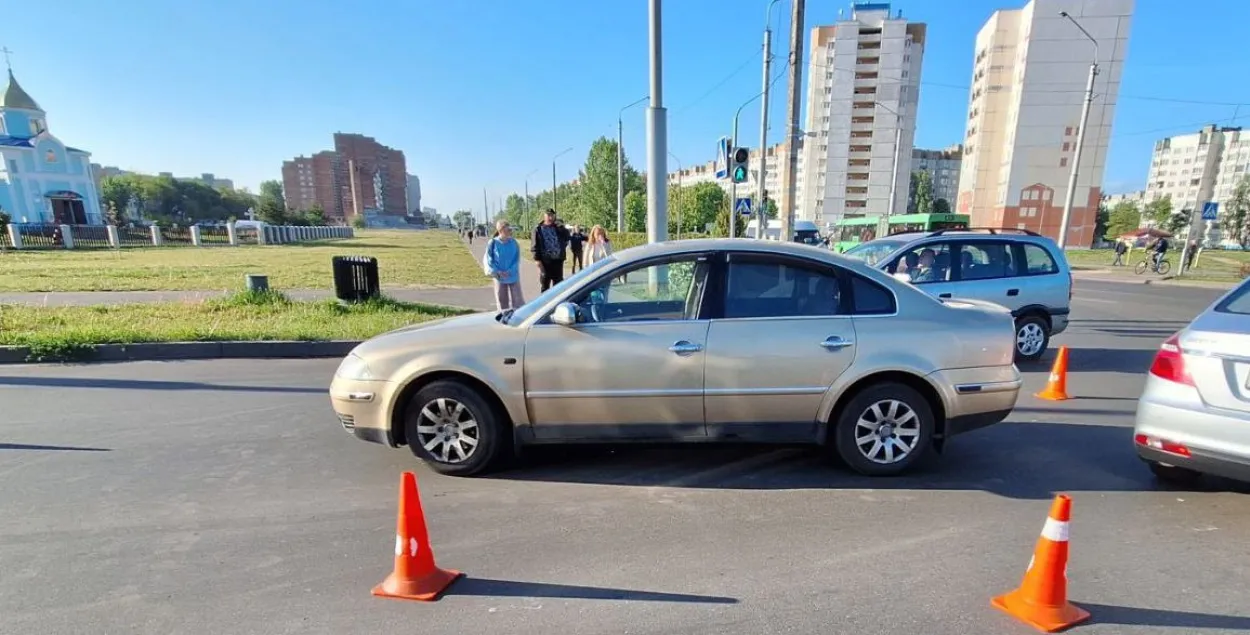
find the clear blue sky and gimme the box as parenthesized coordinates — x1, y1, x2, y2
(7, 0, 1249, 220)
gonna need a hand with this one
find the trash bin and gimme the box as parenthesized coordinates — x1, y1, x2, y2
(332, 255, 380, 302)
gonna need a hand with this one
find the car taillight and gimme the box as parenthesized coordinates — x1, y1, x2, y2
(1067, 272, 1073, 301)
(1134, 434, 1191, 457)
(1148, 332, 1194, 386)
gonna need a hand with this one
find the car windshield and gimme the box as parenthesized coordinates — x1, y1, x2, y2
(842, 239, 907, 266)
(503, 255, 617, 325)
(1215, 278, 1250, 315)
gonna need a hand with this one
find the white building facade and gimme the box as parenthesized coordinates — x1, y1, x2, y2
(910, 144, 962, 209)
(406, 173, 421, 213)
(957, 0, 1133, 246)
(800, 2, 925, 227)
(1146, 125, 1248, 245)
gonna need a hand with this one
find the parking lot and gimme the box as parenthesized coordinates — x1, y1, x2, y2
(3, 279, 1250, 635)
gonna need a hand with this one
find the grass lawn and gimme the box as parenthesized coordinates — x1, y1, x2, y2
(0, 290, 470, 359)
(1064, 247, 1249, 283)
(0, 229, 482, 292)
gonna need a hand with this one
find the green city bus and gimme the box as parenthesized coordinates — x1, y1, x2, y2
(831, 213, 970, 253)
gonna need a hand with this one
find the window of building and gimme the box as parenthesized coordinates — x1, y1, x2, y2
(1065, 127, 1073, 136)
(30, 118, 47, 135)
(1059, 157, 1068, 167)
(1062, 142, 1070, 152)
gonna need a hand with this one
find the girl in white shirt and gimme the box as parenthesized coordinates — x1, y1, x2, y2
(586, 224, 612, 263)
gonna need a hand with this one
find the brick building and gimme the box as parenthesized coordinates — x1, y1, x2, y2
(281, 150, 345, 220)
(333, 133, 407, 216)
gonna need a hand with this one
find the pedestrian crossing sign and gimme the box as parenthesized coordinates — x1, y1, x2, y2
(735, 198, 752, 216)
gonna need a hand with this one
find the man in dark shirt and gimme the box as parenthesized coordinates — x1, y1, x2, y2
(568, 225, 587, 273)
(530, 209, 570, 292)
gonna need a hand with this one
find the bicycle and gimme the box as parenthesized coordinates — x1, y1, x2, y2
(1134, 255, 1171, 276)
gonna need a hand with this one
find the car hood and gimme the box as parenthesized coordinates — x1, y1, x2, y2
(351, 310, 501, 358)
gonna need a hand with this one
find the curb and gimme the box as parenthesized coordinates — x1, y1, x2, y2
(0, 340, 361, 365)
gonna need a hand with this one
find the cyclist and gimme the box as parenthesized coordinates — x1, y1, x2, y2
(1151, 236, 1169, 271)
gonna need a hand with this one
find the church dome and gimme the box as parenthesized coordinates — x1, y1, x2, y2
(1, 70, 42, 111)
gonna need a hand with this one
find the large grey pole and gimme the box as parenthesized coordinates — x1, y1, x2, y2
(524, 180, 530, 230)
(1057, 11, 1099, 249)
(1057, 61, 1098, 248)
(617, 118, 625, 231)
(756, 0, 781, 237)
(779, 0, 805, 243)
(886, 116, 902, 218)
(645, 0, 668, 244)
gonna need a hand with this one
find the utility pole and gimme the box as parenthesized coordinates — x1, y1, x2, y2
(779, 0, 805, 243)
(618, 96, 648, 232)
(757, 0, 782, 237)
(645, 0, 668, 245)
(1057, 11, 1099, 249)
(482, 188, 489, 227)
(552, 147, 574, 216)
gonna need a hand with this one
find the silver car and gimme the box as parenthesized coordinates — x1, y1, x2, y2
(330, 239, 1022, 477)
(842, 229, 1073, 362)
(1134, 278, 1250, 484)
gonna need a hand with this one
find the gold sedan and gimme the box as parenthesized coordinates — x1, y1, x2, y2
(330, 239, 1021, 477)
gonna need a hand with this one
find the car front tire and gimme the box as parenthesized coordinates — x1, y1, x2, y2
(1014, 315, 1050, 362)
(404, 380, 505, 476)
(834, 382, 935, 476)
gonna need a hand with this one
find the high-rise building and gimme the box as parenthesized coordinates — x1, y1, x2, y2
(800, 2, 925, 227)
(1146, 124, 1246, 244)
(281, 150, 344, 219)
(334, 133, 407, 216)
(909, 144, 962, 210)
(406, 173, 422, 213)
(957, 0, 1133, 245)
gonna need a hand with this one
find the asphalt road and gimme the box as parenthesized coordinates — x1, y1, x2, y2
(3, 279, 1250, 635)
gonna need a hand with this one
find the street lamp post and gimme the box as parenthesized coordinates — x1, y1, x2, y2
(618, 96, 649, 232)
(645, 0, 668, 245)
(756, 0, 783, 239)
(731, 90, 767, 237)
(668, 151, 682, 239)
(524, 167, 541, 231)
(1057, 11, 1099, 250)
(552, 147, 574, 215)
(875, 101, 904, 220)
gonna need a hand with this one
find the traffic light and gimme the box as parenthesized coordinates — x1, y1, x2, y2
(730, 147, 749, 184)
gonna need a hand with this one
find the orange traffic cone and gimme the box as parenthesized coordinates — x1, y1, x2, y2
(992, 494, 1090, 632)
(372, 471, 463, 602)
(1035, 346, 1071, 401)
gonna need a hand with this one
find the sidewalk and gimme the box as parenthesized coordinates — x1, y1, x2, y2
(1072, 267, 1238, 289)
(0, 239, 516, 311)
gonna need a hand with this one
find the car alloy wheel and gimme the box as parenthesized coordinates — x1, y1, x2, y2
(413, 397, 480, 464)
(1017, 322, 1046, 357)
(853, 399, 922, 465)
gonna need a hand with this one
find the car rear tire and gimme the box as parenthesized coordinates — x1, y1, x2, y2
(404, 380, 505, 477)
(1147, 460, 1202, 485)
(1014, 315, 1050, 362)
(834, 382, 934, 476)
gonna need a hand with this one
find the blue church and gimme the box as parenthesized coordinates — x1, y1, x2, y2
(0, 67, 102, 225)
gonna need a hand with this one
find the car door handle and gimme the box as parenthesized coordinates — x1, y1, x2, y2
(820, 336, 855, 350)
(668, 341, 703, 354)
(1006, 288, 1020, 297)
(938, 293, 952, 299)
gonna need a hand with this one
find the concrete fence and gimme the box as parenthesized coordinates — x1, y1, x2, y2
(3, 222, 354, 250)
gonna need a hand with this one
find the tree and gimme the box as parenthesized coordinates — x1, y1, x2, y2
(912, 171, 934, 215)
(1221, 175, 1250, 248)
(715, 203, 743, 238)
(1105, 200, 1141, 240)
(1163, 209, 1192, 236)
(1142, 195, 1173, 225)
(762, 198, 778, 219)
(352, 214, 367, 229)
(254, 180, 288, 225)
(932, 198, 951, 215)
(452, 210, 475, 230)
(685, 181, 727, 233)
(624, 190, 647, 233)
(303, 203, 327, 226)
(1092, 204, 1110, 245)
(105, 201, 125, 226)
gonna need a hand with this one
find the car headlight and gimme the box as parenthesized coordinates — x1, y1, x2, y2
(335, 354, 375, 380)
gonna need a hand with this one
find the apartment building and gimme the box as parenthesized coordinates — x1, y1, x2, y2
(957, 0, 1133, 245)
(800, 2, 925, 226)
(281, 150, 344, 219)
(909, 144, 962, 209)
(406, 173, 422, 213)
(1102, 189, 1145, 208)
(1146, 125, 1248, 244)
(334, 133, 408, 216)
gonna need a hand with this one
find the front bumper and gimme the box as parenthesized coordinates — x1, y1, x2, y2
(329, 376, 396, 447)
(1134, 398, 1250, 483)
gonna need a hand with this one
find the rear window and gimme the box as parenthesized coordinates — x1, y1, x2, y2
(1215, 280, 1250, 315)
(1021, 243, 1059, 275)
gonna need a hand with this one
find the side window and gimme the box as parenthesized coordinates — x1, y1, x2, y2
(1020, 243, 1059, 276)
(891, 242, 954, 284)
(850, 274, 895, 315)
(958, 242, 1016, 280)
(573, 256, 708, 323)
(724, 258, 843, 319)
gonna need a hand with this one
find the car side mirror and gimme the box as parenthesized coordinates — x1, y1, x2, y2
(893, 272, 912, 284)
(551, 302, 579, 326)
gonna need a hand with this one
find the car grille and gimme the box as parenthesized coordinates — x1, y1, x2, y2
(337, 413, 356, 432)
